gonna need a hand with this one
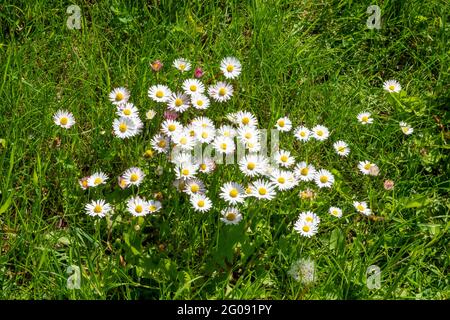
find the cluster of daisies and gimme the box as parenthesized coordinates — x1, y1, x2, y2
(52, 55, 413, 237)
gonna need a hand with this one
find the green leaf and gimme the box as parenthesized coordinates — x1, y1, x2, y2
(329, 228, 344, 253)
(0, 193, 13, 214)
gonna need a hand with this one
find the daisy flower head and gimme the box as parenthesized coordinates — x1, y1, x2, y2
(329, 207, 342, 218)
(195, 126, 215, 144)
(234, 111, 257, 128)
(85, 199, 112, 218)
(150, 60, 163, 72)
(127, 196, 150, 217)
(208, 81, 234, 102)
(314, 169, 334, 188)
(294, 162, 316, 181)
(294, 126, 311, 142)
(190, 194, 212, 212)
(270, 169, 298, 191)
(87, 172, 108, 187)
(78, 177, 89, 190)
(161, 119, 183, 137)
(190, 94, 210, 110)
(171, 151, 195, 166)
(191, 116, 214, 130)
(213, 136, 235, 155)
(116, 103, 139, 119)
(217, 125, 237, 139)
(220, 56, 242, 79)
(113, 117, 139, 139)
(333, 140, 350, 157)
(311, 125, 330, 141)
(275, 117, 292, 132)
(220, 182, 245, 205)
(182, 79, 205, 95)
(122, 167, 145, 186)
(148, 200, 162, 214)
(239, 154, 267, 177)
(251, 179, 277, 200)
(383, 79, 401, 93)
(198, 157, 216, 173)
(173, 58, 191, 72)
(274, 149, 295, 168)
(237, 126, 259, 145)
(172, 130, 196, 151)
(294, 219, 318, 238)
(148, 84, 172, 103)
(220, 207, 243, 225)
(297, 211, 321, 225)
(176, 162, 198, 180)
(400, 122, 414, 135)
(151, 133, 170, 154)
(184, 178, 206, 196)
(53, 110, 75, 129)
(353, 201, 372, 216)
(118, 176, 128, 189)
(194, 67, 203, 78)
(146, 109, 156, 120)
(167, 92, 190, 113)
(109, 87, 130, 105)
(245, 139, 262, 153)
(358, 160, 375, 175)
(357, 112, 373, 125)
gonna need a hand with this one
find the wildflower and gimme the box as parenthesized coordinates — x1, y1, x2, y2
(220, 182, 246, 205)
(220, 57, 242, 79)
(357, 112, 373, 125)
(275, 117, 292, 132)
(87, 172, 108, 187)
(113, 117, 139, 139)
(109, 87, 130, 105)
(333, 140, 350, 157)
(85, 199, 112, 218)
(353, 201, 372, 216)
(146, 109, 157, 120)
(239, 154, 267, 177)
(208, 82, 234, 102)
(294, 220, 318, 238)
(220, 207, 243, 225)
(400, 122, 414, 135)
(384, 179, 394, 190)
(161, 119, 183, 137)
(190, 94, 210, 110)
(53, 110, 75, 129)
(127, 196, 150, 217)
(182, 79, 205, 95)
(173, 58, 191, 72)
(311, 125, 330, 141)
(184, 178, 206, 196)
(213, 136, 235, 155)
(167, 92, 190, 113)
(148, 200, 162, 213)
(358, 161, 375, 175)
(234, 111, 257, 128)
(314, 169, 334, 188)
(194, 67, 203, 78)
(329, 207, 342, 218)
(294, 162, 316, 182)
(297, 211, 321, 225)
(122, 167, 145, 186)
(251, 179, 277, 200)
(383, 79, 401, 93)
(288, 258, 315, 285)
(151, 133, 170, 154)
(150, 60, 163, 72)
(116, 103, 139, 119)
(274, 149, 295, 168)
(294, 126, 311, 142)
(190, 194, 212, 212)
(78, 177, 89, 190)
(148, 85, 172, 103)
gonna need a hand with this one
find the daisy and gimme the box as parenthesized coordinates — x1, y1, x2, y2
(383, 79, 401, 93)
(217, 125, 237, 139)
(234, 111, 257, 128)
(297, 211, 321, 225)
(146, 109, 157, 120)
(239, 154, 267, 177)
(87, 172, 108, 187)
(294, 162, 316, 182)
(176, 162, 198, 180)
(151, 133, 170, 154)
(226, 112, 238, 123)
(184, 178, 206, 196)
(245, 139, 262, 153)
(190, 194, 212, 212)
(220, 207, 243, 225)
(182, 79, 205, 95)
(220, 56, 242, 79)
(237, 126, 259, 144)
(198, 157, 216, 173)
(357, 112, 373, 125)
(314, 169, 334, 188)
(251, 179, 277, 200)
(161, 119, 183, 137)
(113, 117, 139, 139)
(294, 220, 318, 238)
(333, 140, 350, 157)
(275, 117, 292, 132)
(274, 149, 295, 168)
(78, 177, 89, 190)
(329, 207, 342, 218)
(172, 130, 196, 151)
(311, 125, 330, 141)
(190, 94, 210, 110)
(127, 196, 150, 217)
(167, 92, 190, 113)
(85, 199, 112, 218)
(173, 58, 191, 72)
(213, 136, 235, 155)
(116, 103, 139, 119)
(53, 110, 75, 129)
(118, 176, 128, 189)
(148, 84, 172, 103)
(122, 167, 145, 186)
(195, 126, 215, 144)
(400, 122, 414, 135)
(109, 87, 130, 105)
(270, 169, 298, 191)
(294, 126, 311, 142)
(358, 161, 375, 175)
(148, 200, 162, 213)
(191, 116, 214, 129)
(353, 201, 372, 216)
(220, 182, 245, 205)
(171, 151, 195, 166)
(208, 82, 234, 102)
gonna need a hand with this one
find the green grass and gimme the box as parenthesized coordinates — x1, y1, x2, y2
(0, 0, 449, 299)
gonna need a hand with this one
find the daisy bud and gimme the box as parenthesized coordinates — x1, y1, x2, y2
(194, 67, 203, 78)
(118, 176, 128, 189)
(164, 110, 179, 120)
(150, 60, 163, 72)
(79, 177, 89, 190)
(384, 179, 394, 190)
(369, 165, 380, 176)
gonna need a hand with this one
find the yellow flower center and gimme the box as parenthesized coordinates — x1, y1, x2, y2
(258, 187, 267, 195)
(362, 116, 369, 122)
(175, 98, 183, 107)
(247, 162, 256, 170)
(94, 177, 102, 185)
(180, 137, 187, 145)
(200, 164, 207, 171)
(218, 88, 226, 96)
(319, 175, 328, 183)
(135, 205, 143, 213)
(245, 187, 253, 194)
(119, 178, 127, 188)
(197, 200, 205, 207)
(182, 169, 190, 176)
(242, 117, 250, 125)
(115, 92, 124, 101)
(93, 205, 102, 214)
(226, 212, 236, 221)
(158, 140, 166, 148)
(278, 120, 285, 127)
(82, 180, 88, 188)
(317, 130, 323, 136)
(190, 184, 200, 193)
(197, 100, 203, 106)
(302, 225, 310, 232)
(229, 189, 239, 198)
(357, 204, 365, 211)
(338, 146, 345, 152)
(332, 210, 339, 216)
(306, 217, 313, 222)
(226, 65, 234, 72)
(300, 168, 309, 176)
(389, 85, 395, 91)
(244, 132, 252, 139)
(123, 109, 131, 116)
(156, 90, 164, 98)
(179, 64, 186, 71)
(189, 85, 197, 91)
(364, 163, 372, 170)
(130, 173, 139, 182)
(220, 143, 227, 150)
(60, 117, 68, 125)
(201, 132, 208, 139)
(280, 155, 288, 162)
(402, 127, 409, 133)
(168, 124, 176, 132)
(300, 131, 306, 137)
(149, 205, 157, 212)
(277, 177, 285, 184)
(119, 123, 127, 133)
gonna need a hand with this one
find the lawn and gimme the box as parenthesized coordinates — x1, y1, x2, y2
(0, 0, 449, 299)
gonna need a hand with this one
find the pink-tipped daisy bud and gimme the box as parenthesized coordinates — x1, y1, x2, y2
(194, 67, 203, 78)
(150, 60, 163, 72)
